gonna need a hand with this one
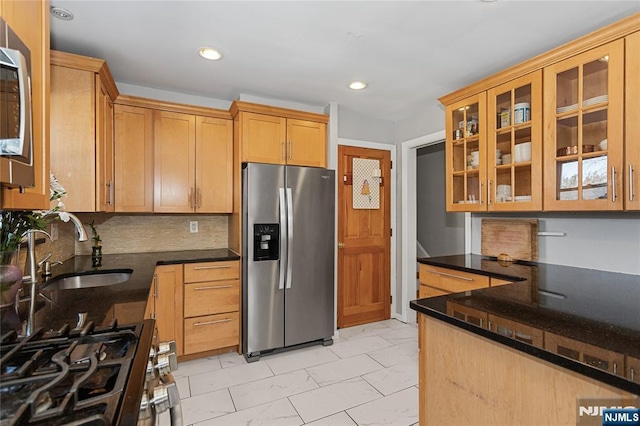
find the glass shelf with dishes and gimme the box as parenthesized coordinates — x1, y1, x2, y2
(544, 39, 623, 210)
(446, 94, 486, 211)
(487, 71, 542, 211)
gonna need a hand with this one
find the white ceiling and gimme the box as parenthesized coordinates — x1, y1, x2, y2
(49, 1, 639, 122)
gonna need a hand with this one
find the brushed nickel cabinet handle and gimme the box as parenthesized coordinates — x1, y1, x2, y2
(630, 164, 635, 201)
(192, 265, 232, 270)
(288, 141, 292, 160)
(631, 367, 635, 381)
(188, 188, 194, 209)
(282, 142, 286, 160)
(194, 318, 231, 327)
(479, 181, 483, 205)
(427, 270, 473, 281)
(613, 362, 618, 375)
(194, 285, 233, 290)
(611, 166, 617, 202)
(197, 187, 201, 209)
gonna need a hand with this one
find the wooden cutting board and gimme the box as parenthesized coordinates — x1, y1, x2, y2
(481, 219, 538, 261)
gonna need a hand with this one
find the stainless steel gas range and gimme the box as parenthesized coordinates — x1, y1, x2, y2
(0, 319, 181, 425)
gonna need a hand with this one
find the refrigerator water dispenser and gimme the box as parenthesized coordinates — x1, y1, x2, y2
(254, 223, 279, 261)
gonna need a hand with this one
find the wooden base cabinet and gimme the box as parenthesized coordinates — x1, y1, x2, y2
(182, 261, 240, 356)
(50, 51, 119, 212)
(418, 314, 636, 425)
(145, 264, 184, 356)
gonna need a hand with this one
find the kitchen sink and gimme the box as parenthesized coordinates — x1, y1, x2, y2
(44, 270, 133, 290)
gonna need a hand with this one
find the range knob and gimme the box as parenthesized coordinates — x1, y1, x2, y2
(156, 352, 178, 377)
(151, 381, 180, 414)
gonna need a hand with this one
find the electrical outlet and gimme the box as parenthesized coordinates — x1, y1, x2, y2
(50, 223, 59, 241)
(189, 221, 198, 233)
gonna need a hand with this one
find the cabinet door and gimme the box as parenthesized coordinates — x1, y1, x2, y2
(154, 110, 196, 213)
(240, 112, 287, 165)
(445, 93, 487, 211)
(114, 104, 154, 212)
(0, 0, 49, 210)
(96, 77, 114, 212)
(543, 40, 624, 211)
(487, 71, 542, 211)
(195, 116, 233, 213)
(545, 332, 624, 376)
(625, 31, 640, 211)
(446, 301, 488, 328)
(487, 314, 543, 347)
(287, 119, 327, 167)
(49, 65, 96, 212)
(627, 355, 640, 384)
(154, 264, 184, 356)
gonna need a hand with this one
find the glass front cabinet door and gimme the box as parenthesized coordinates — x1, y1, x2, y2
(487, 71, 542, 211)
(543, 40, 624, 211)
(445, 93, 487, 212)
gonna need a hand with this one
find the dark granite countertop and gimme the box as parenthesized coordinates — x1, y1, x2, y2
(0, 249, 239, 335)
(412, 254, 640, 395)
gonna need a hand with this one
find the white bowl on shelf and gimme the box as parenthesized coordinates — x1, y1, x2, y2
(514, 142, 532, 162)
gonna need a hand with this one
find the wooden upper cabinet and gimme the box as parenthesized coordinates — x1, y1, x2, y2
(154, 111, 196, 213)
(240, 112, 287, 165)
(196, 116, 233, 213)
(49, 50, 118, 212)
(445, 92, 487, 212)
(287, 119, 327, 167)
(625, 31, 640, 211)
(487, 71, 542, 211)
(154, 110, 233, 213)
(543, 40, 624, 211)
(0, 0, 50, 210)
(232, 101, 328, 168)
(114, 104, 154, 212)
(96, 77, 115, 212)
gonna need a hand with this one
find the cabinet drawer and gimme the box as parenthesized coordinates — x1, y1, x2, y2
(184, 312, 239, 354)
(488, 314, 543, 347)
(184, 279, 239, 317)
(544, 332, 624, 376)
(184, 260, 239, 283)
(419, 284, 450, 299)
(420, 264, 489, 293)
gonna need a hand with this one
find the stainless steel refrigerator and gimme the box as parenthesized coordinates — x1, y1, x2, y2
(242, 163, 335, 362)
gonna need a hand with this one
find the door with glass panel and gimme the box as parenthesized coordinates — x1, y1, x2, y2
(487, 71, 542, 211)
(543, 40, 624, 211)
(445, 93, 487, 212)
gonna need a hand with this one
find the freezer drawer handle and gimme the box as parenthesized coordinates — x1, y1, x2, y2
(194, 285, 233, 290)
(192, 265, 232, 270)
(193, 318, 231, 327)
(427, 270, 473, 281)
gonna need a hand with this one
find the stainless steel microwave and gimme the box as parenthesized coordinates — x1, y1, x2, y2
(0, 17, 34, 189)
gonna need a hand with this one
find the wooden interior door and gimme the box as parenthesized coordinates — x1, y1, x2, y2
(337, 146, 391, 328)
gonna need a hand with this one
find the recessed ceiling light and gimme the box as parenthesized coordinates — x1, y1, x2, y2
(348, 81, 367, 90)
(50, 6, 74, 20)
(199, 47, 223, 61)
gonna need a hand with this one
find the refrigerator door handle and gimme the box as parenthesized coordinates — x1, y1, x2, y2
(286, 187, 293, 289)
(278, 187, 287, 290)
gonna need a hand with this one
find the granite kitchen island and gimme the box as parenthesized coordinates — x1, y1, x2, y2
(411, 255, 639, 425)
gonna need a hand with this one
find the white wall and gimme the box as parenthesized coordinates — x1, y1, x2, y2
(116, 82, 231, 109)
(395, 100, 445, 144)
(337, 106, 396, 144)
(470, 212, 640, 275)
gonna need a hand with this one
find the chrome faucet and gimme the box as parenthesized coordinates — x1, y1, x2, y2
(23, 212, 88, 335)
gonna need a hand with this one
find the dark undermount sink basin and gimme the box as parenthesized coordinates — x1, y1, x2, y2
(44, 270, 133, 290)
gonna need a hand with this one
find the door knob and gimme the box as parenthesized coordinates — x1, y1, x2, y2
(338, 243, 345, 249)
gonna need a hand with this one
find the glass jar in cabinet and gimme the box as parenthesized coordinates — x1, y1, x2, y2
(487, 71, 542, 211)
(543, 40, 624, 211)
(445, 93, 487, 212)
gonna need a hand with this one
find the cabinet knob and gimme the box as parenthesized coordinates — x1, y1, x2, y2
(338, 242, 345, 249)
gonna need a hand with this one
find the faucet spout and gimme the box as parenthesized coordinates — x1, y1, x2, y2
(64, 212, 88, 242)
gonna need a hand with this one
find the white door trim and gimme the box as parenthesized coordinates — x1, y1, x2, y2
(337, 138, 397, 321)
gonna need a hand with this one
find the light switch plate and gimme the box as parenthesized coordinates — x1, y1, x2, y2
(189, 221, 198, 233)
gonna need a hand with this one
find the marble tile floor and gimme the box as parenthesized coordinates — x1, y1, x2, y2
(159, 319, 419, 426)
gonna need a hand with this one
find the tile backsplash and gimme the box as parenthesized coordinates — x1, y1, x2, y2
(71, 213, 229, 255)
